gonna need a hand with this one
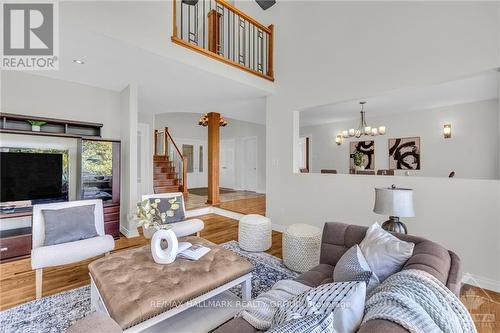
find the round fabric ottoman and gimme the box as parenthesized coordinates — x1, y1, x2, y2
(238, 214, 272, 252)
(283, 224, 321, 273)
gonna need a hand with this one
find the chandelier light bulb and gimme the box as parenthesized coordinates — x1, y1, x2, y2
(378, 126, 386, 135)
(371, 127, 378, 136)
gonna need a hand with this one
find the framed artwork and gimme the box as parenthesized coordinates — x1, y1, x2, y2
(349, 141, 375, 170)
(388, 137, 421, 170)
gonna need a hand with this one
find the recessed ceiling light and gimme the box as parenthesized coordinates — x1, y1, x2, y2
(73, 59, 85, 65)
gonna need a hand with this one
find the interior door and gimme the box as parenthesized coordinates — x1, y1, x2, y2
(243, 137, 258, 191)
(220, 139, 235, 189)
(180, 140, 207, 189)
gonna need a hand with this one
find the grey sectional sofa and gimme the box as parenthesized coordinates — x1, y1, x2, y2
(214, 222, 462, 333)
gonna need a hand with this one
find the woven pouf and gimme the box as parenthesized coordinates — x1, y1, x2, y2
(238, 214, 272, 252)
(283, 224, 321, 273)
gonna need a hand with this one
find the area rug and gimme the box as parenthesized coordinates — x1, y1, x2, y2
(0, 241, 297, 333)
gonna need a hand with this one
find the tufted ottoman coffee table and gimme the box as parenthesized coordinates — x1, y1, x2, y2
(88, 236, 253, 332)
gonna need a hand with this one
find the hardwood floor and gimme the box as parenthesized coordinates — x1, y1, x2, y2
(0, 196, 498, 333)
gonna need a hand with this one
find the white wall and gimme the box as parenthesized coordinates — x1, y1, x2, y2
(301, 99, 500, 179)
(264, 1, 500, 290)
(155, 112, 266, 193)
(1, 71, 121, 138)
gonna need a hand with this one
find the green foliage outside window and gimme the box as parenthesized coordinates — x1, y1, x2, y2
(82, 141, 113, 176)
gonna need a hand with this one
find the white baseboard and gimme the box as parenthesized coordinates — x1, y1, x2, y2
(462, 273, 500, 293)
(119, 224, 140, 238)
(211, 207, 244, 220)
(185, 207, 211, 218)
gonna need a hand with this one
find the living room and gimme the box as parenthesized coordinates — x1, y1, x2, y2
(0, 1, 499, 333)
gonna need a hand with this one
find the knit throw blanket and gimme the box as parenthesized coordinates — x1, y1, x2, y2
(363, 269, 476, 333)
(237, 279, 312, 330)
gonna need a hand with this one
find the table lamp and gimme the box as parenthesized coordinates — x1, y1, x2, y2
(373, 185, 415, 234)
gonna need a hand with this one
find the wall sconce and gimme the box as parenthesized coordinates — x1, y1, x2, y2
(443, 123, 451, 139)
(335, 134, 343, 145)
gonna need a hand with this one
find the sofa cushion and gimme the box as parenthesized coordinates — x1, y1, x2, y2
(295, 264, 334, 287)
(149, 195, 185, 223)
(333, 245, 379, 293)
(42, 204, 98, 246)
(272, 281, 366, 333)
(359, 223, 414, 282)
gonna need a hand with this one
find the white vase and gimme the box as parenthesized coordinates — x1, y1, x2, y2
(31, 125, 41, 132)
(142, 226, 157, 239)
(151, 229, 178, 264)
(355, 165, 365, 171)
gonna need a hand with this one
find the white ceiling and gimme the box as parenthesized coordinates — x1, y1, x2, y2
(32, 6, 268, 124)
(300, 70, 499, 127)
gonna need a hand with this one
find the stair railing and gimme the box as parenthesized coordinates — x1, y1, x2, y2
(172, 0, 274, 81)
(154, 127, 187, 193)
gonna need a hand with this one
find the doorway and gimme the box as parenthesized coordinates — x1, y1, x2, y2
(242, 137, 258, 191)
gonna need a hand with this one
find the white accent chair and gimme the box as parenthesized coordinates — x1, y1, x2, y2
(141, 192, 204, 238)
(31, 199, 115, 299)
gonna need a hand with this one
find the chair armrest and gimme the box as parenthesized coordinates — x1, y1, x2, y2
(170, 219, 204, 238)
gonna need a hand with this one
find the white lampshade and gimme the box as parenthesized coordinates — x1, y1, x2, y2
(373, 186, 415, 217)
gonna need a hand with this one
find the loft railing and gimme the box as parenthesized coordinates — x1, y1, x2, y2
(154, 127, 187, 193)
(171, 0, 274, 81)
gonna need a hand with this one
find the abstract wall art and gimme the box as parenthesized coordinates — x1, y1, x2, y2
(349, 141, 375, 170)
(388, 137, 421, 170)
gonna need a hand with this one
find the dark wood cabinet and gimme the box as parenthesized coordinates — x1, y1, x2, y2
(103, 204, 120, 239)
(0, 228, 32, 261)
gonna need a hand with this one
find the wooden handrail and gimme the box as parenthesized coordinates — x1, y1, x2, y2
(215, 0, 271, 34)
(165, 127, 183, 159)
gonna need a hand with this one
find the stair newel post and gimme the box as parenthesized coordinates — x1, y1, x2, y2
(182, 156, 188, 195)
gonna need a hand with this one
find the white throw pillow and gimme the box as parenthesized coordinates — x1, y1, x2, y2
(271, 281, 366, 333)
(359, 223, 415, 282)
(333, 245, 380, 293)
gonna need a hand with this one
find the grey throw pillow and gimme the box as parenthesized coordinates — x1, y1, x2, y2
(149, 196, 185, 224)
(42, 204, 99, 246)
(333, 245, 380, 293)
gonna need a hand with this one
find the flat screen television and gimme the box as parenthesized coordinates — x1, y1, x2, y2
(0, 149, 69, 204)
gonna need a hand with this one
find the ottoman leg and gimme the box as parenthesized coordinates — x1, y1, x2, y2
(241, 276, 252, 301)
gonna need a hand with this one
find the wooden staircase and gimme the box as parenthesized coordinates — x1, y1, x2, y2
(154, 127, 187, 194)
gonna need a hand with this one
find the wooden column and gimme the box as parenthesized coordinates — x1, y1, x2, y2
(207, 112, 220, 205)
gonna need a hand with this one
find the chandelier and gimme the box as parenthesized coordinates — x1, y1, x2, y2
(198, 113, 228, 127)
(341, 101, 386, 138)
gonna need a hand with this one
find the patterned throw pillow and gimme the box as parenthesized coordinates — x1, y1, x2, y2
(149, 196, 185, 223)
(333, 245, 380, 293)
(266, 313, 334, 333)
(271, 281, 366, 333)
